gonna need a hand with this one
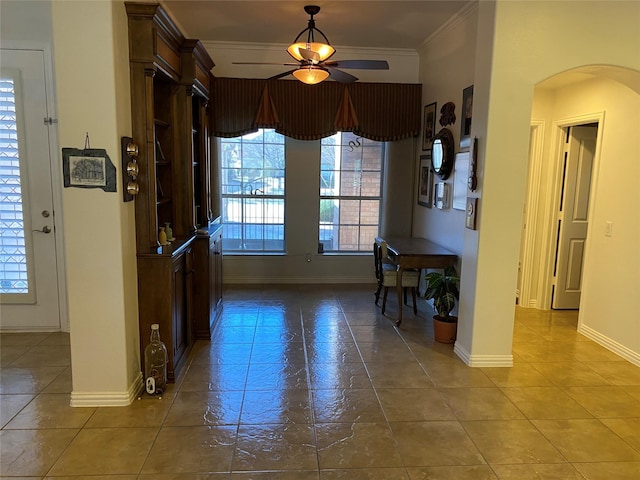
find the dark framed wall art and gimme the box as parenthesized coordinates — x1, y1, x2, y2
(417, 154, 433, 208)
(62, 147, 116, 192)
(422, 102, 437, 151)
(460, 85, 473, 149)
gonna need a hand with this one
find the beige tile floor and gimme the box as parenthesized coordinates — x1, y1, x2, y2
(1, 284, 640, 479)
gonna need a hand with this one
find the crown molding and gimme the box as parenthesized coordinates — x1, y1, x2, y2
(418, 0, 479, 52)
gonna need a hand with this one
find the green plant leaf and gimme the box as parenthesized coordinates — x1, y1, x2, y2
(423, 266, 460, 317)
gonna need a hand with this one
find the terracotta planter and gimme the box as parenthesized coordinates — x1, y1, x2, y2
(433, 315, 458, 344)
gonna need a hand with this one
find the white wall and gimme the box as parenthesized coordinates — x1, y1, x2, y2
(454, 0, 640, 365)
(530, 75, 640, 363)
(51, 0, 140, 404)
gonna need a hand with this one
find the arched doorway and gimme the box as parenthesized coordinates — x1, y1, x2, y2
(518, 65, 640, 365)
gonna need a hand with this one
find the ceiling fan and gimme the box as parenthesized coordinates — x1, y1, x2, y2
(232, 5, 389, 85)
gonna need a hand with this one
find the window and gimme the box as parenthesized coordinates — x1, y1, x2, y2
(0, 77, 30, 296)
(220, 129, 285, 253)
(319, 132, 384, 252)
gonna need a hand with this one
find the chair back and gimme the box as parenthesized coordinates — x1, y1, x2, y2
(373, 238, 387, 282)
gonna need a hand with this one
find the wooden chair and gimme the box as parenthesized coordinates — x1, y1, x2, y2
(374, 239, 420, 315)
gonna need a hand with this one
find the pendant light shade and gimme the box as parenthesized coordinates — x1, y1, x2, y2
(287, 42, 335, 63)
(287, 5, 335, 83)
(292, 66, 329, 85)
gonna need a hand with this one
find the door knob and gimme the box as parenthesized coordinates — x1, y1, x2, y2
(33, 226, 51, 234)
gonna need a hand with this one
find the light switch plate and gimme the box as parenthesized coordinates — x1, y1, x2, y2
(605, 221, 613, 237)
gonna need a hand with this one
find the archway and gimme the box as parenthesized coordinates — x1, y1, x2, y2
(518, 65, 640, 365)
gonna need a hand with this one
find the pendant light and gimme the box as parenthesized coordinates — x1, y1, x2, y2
(287, 5, 335, 80)
(292, 65, 330, 85)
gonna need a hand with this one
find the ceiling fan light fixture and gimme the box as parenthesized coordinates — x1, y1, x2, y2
(292, 66, 329, 85)
(287, 42, 335, 62)
(234, 5, 387, 84)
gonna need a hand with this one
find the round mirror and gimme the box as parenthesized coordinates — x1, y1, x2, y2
(431, 128, 454, 179)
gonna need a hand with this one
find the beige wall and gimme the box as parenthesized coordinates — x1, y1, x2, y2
(414, 3, 478, 258)
(51, 0, 140, 404)
(529, 75, 640, 362)
(450, 0, 640, 364)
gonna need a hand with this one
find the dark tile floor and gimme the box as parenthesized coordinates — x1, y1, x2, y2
(1, 284, 640, 479)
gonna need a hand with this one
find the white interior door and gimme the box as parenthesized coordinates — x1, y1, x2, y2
(552, 125, 597, 309)
(0, 48, 60, 331)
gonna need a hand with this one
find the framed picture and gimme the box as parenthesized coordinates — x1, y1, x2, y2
(434, 182, 450, 209)
(62, 147, 116, 192)
(417, 154, 433, 208)
(452, 151, 470, 210)
(422, 102, 437, 151)
(460, 85, 473, 149)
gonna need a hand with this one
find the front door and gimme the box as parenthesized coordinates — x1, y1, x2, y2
(0, 48, 61, 330)
(552, 124, 597, 309)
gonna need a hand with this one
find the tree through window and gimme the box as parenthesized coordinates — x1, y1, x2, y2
(220, 129, 285, 253)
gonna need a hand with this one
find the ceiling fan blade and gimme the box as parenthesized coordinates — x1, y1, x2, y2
(326, 67, 358, 84)
(300, 48, 320, 64)
(268, 69, 297, 80)
(324, 60, 389, 70)
(232, 62, 300, 66)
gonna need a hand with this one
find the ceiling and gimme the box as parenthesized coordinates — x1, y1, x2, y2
(161, 1, 470, 50)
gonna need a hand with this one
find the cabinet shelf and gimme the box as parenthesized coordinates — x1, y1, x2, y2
(126, 2, 219, 385)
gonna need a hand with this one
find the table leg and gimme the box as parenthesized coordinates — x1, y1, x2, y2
(396, 266, 404, 326)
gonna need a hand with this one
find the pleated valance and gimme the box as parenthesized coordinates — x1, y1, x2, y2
(211, 77, 422, 141)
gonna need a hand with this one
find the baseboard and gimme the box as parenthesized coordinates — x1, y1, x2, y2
(224, 276, 374, 284)
(454, 343, 514, 367)
(70, 372, 143, 407)
(578, 324, 640, 367)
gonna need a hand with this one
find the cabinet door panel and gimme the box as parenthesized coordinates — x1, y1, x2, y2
(171, 252, 189, 369)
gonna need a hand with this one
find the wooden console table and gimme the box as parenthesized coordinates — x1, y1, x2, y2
(378, 237, 457, 326)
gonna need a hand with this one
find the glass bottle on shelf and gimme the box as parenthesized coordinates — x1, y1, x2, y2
(144, 324, 168, 395)
(164, 222, 173, 241)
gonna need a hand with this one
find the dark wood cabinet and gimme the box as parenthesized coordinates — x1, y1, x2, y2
(126, 2, 221, 382)
(137, 240, 193, 381)
(192, 224, 223, 339)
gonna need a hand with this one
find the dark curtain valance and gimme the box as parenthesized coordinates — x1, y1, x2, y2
(211, 77, 421, 141)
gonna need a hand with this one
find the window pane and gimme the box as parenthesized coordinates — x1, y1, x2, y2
(361, 172, 381, 196)
(220, 129, 285, 254)
(0, 78, 29, 294)
(339, 225, 359, 251)
(339, 199, 360, 225)
(319, 133, 384, 252)
(360, 200, 380, 225)
(340, 170, 361, 196)
(359, 226, 378, 249)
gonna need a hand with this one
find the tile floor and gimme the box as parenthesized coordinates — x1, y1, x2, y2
(1, 284, 640, 479)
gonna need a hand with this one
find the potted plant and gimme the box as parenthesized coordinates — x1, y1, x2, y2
(424, 265, 460, 344)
